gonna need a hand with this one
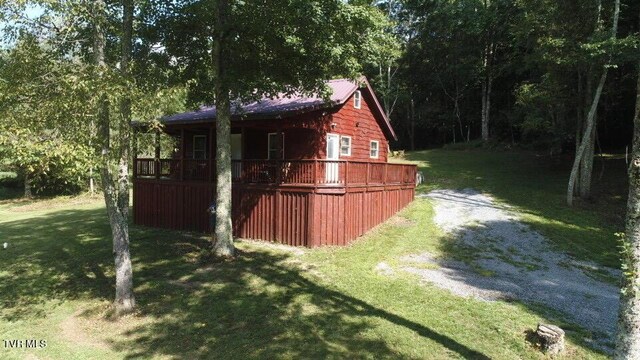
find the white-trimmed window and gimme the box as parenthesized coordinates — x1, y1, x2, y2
(340, 136, 351, 156)
(193, 135, 207, 159)
(353, 90, 362, 109)
(370, 140, 379, 159)
(268, 132, 285, 159)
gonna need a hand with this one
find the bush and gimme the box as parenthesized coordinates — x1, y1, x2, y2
(0, 171, 20, 188)
(443, 139, 487, 150)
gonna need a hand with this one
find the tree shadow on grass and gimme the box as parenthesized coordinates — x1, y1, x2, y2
(112, 246, 492, 359)
(0, 207, 114, 320)
(0, 206, 490, 359)
(407, 204, 617, 354)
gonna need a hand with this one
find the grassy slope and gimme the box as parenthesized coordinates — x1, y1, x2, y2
(397, 149, 626, 268)
(0, 149, 620, 359)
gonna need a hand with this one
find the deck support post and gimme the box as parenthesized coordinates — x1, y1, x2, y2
(276, 126, 283, 184)
(344, 161, 348, 186)
(366, 162, 370, 185)
(313, 160, 318, 186)
(241, 126, 246, 183)
(208, 126, 214, 182)
(383, 163, 387, 185)
(132, 128, 138, 178)
(180, 128, 185, 181)
(154, 128, 160, 179)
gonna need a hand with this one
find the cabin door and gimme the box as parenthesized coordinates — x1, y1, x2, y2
(231, 134, 242, 179)
(326, 134, 340, 183)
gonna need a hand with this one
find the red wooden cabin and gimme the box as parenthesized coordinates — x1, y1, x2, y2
(133, 77, 417, 247)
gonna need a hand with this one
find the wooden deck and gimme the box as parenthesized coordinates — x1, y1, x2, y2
(133, 159, 417, 247)
(134, 158, 416, 188)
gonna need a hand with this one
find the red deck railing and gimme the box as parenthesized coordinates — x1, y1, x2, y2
(135, 158, 417, 187)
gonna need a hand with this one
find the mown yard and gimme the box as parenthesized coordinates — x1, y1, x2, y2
(0, 149, 626, 359)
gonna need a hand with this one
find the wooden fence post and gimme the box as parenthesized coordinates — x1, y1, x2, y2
(366, 162, 370, 185)
(180, 128, 185, 181)
(154, 129, 160, 179)
(383, 163, 387, 185)
(132, 128, 138, 179)
(313, 160, 318, 186)
(208, 126, 214, 182)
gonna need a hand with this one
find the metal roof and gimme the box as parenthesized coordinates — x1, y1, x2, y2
(161, 77, 397, 140)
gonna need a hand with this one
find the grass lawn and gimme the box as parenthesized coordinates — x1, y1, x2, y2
(0, 149, 621, 359)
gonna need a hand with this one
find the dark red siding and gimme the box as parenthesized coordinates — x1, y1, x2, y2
(324, 90, 389, 162)
(134, 85, 410, 247)
(133, 181, 414, 247)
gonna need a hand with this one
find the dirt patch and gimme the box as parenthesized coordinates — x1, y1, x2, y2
(388, 216, 416, 228)
(238, 239, 306, 256)
(60, 310, 110, 350)
(5, 195, 102, 212)
(167, 279, 204, 290)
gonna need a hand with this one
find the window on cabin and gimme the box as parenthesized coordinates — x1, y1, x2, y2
(370, 140, 379, 159)
(340, 136, 351, 156)
(354, 90, 362, 109)
(193, 135, 207, 159)
(268, 133, 284, 159)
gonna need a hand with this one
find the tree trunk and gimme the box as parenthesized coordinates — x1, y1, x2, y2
(568, 72, 607, 206)
(454, 83, 465, 142)
(409, 97, 415, 151)
(115, 0, 135, 315)
(89, 168, 95, 195)
(212, 0, 235, 257)
(579, 117, 596, 198)
(567, 0, 619, 206)
(575, 72, 585, 193)
(481, 40, 492, 142)
(615, 7, 640, 359)
(481, 79, 488, 141)
(24, 171, 32, 198)
(485, 74, 492, 141)
(94, 0, 135, 315)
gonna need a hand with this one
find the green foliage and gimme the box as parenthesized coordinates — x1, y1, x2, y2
(153, 0, 390, 105)
(0, 172, 19, 188)
(0, 127, 93, 194)
(0, 34, 96, 196)
(0, 10, 189, 195)
(513, 78, 572, 148)
(380, 0, 639, 150)
(617, 232, 638, 297)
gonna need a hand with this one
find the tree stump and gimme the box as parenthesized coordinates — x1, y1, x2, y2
(536, 323, 565, 355)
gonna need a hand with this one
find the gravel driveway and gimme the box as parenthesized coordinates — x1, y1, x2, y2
(402, 189, 619, 342)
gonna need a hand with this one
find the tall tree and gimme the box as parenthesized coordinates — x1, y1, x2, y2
(93, 0, 136, 314)
(615, 7, 640, 359)
(567, 0, 621, 206)
(1, 0, 186, 313)
(212, 0, 234, 257)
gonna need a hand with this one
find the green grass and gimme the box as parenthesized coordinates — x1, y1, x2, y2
(397, 149, 626, 268)
(0, 149, 619, 359)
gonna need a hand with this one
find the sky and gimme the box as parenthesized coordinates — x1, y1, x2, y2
(24, 4, 45, 19)
(1, 4, 45, 48)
